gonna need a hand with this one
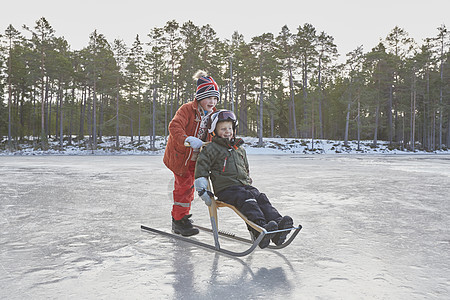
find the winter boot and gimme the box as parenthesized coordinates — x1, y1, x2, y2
(172, 214, 199, 237)
(272, 215, 293, 246)
(258, 220, 278, 249)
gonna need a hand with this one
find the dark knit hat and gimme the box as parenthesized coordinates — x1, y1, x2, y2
(193, 70, 220, 101)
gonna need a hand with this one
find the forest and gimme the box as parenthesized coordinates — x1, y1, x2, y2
(0, 17, 449, 151)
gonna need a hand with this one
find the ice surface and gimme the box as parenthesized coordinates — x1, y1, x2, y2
(1, 155, 449, 299)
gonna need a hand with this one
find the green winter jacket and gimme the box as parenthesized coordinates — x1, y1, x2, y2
(194, 137, 252, 194)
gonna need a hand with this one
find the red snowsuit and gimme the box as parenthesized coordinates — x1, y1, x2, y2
(163, 100, 215, 220)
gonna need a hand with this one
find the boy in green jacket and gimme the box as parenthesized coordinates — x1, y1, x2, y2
(194, 110, 293, 249)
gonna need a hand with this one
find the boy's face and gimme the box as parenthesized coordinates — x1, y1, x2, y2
(215, 121, 233, 140)
(199, 96, 218, 112)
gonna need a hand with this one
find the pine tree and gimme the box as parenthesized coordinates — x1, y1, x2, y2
(46, 37, 72, 149)
(112, 39, 127, 148)
(250, 33, 275, 146)
(315, 31, 338, 140)
(179, 21, 203, 102)
(295, 23, 318, 138)
(384, 26, 416, 145)
(147, 27, 166, 149)
(23, 17, 55, 149)
(276, 25, 297, 137)
(163, 20, 181, 127)
(84, 30, 114, 149)
(343, 46, 364, 147)
(4, 25, 22, 151)
(364, 43, 394, 147)
(126, 34, 147, 143)
(432, 25, 450, 148)
(1, 19, 449, 150)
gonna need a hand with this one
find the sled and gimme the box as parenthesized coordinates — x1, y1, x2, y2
(141, 197, 302, 257)
(194, 197, 302, 255)
(140, 142, 302, 257)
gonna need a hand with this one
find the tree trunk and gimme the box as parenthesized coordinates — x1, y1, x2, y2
(402, 113, 405, 151)
(447, 117, 450, 147)
(138, 103, 141, 144)
(55, 85, 59, 140)
(93, 77, 97, 150)
(270, 111, 274, 138)
(229, 56, 235, 112)
(302, 60, 308, 138)
(86, 88, 92, 147)
(426, 69, 431, 150)
(47, 82, 51, 138)
(318, 57, 323, 140)
(311, 96, 315, 150)
(164, 92, 168, 140)
(344, 85, 352, 147)
(223, 85, 228, 110)
(68, 87, 74, 145)
(130, 90, 134, 143)
(116, 77, 120, 148)
(7, 43, 13, 151)
(130, 118, 134, 143)
(152, 87, 157, 149)
(411, 83, 416, 151)
(288, 59, 297, 138)
(59, 84, 64, 149)
(138, 85, 141, 144)
(239, 83, 248, 136)
(79, 86, 86, 143)
(99, 94, 104, 142)
(439, 59, 444, 149)
(388, 84, 393, 145)
(357, 94, 361, 151)
(373, 101, 380, 148)
(432, 106, 436, 151)
(344, 101, 351, 147)
(40, 47, 47, 149)
(318, 96, 323, 140)
(32, 88, 37, 145)
(170, 64, 174, 119)
(258, 63, 264, 147)
(7, 86, 13, 151)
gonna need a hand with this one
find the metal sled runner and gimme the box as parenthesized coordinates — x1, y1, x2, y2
(141, 197, 302, 257)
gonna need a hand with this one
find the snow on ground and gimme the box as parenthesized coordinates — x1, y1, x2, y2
(1, 136, 449, 155)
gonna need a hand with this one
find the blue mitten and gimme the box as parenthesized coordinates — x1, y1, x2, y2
(199, 190, 214, 206)
(194, 177, 213, 206)
(185, 136, 203, 149)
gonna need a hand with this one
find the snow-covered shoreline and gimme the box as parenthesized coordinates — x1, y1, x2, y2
(1, 136, 449, 156)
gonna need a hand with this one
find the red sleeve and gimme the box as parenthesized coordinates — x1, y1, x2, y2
(169, 104, 193, 147)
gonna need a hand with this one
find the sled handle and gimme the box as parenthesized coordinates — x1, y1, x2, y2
(184, 141, 211, 147)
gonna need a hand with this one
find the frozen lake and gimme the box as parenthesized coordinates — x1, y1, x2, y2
(1, 155, 449, 299)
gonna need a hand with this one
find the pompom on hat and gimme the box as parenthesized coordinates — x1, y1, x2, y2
(193, 70, 220, 101)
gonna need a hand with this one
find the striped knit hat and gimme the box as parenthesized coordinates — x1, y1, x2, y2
(193, 70, 220, 101)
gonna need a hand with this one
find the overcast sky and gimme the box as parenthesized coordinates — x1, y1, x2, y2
(2, 0, 449, 60)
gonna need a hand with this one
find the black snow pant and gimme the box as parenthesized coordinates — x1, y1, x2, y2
(216, 185, 282, 227)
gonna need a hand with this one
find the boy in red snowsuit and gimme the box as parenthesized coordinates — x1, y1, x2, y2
(163, 70, 218, 236)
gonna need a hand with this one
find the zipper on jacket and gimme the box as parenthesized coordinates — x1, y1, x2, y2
(222, 148, 233, 172)
(222, 156, 228, 172)
(184, 110, 201, 167)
